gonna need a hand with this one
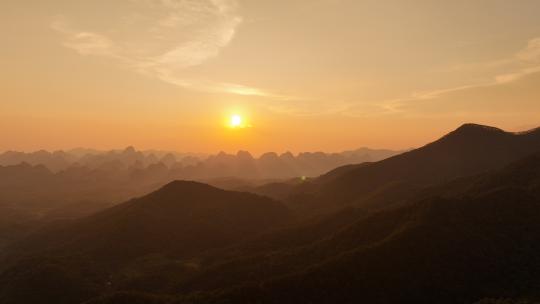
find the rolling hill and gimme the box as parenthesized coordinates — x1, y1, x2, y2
(0, 182, 291, 304)
(2, 123, 540, 304)
(164, 153, 540, 304)
(283, 124, 540, 214)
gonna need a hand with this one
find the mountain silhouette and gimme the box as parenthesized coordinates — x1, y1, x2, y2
(284, 123, 540, 213)
(0, 146, 401, 227)
(0, 147, 401, 179)
(158, 152, 540, 304)
(8, 148, 539, 304)
(0, 181, 292, 304)
(2, 123, 540, 304)
(7, 181, 291, 265)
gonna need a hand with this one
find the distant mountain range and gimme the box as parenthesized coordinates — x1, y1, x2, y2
(0, 147, 402, 179)
(0, 147, 401, 225)
(2, 123, 540, 304)
(0, 148, 203, 173)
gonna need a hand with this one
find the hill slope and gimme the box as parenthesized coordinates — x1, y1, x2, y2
(3, 124, 540, 304)
(10, 181, 292, 263)
(286, 123, 540, 213)
(0, 181, 291, 304)
(167, 152, 540, 304)
(26, 152, 540, 304)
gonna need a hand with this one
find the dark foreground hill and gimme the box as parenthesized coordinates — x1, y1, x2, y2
(80, 152, 540, 304)
(7, 181, 291, 263)
(2, 124, 540, 304)
(0, 182, 291, 304)
(170, 153, 540, 304)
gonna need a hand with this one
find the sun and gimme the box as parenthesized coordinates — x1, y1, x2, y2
(229, 114, 243, 128)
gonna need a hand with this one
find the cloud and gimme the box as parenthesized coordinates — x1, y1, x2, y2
(355, 36, 540, 117)
(51, 0, 271, 97)
(51, 21, 116, 57)
(50, 0, 355, 115)
(517, 38, 540, 62)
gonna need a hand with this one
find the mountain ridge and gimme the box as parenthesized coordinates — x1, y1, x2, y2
(2, 123, 540, 304)
(280, 123, 540, 214)
(5, 180, 292, 268)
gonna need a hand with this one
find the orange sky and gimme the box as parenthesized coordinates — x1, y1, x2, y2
(2, 0, 540, 154)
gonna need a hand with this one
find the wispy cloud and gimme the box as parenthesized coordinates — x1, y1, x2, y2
(51, 0, 272, 97)
(517, 37, 540, 61)
(349, 37, 540, 117)
(51, 21, 116, 57)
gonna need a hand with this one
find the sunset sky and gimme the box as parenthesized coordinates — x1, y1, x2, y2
(2, 0, 540, 154)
